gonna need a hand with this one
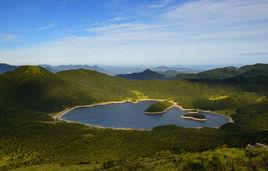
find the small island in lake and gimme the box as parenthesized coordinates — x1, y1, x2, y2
(144, 100, 173, 114)
(181, 113, 207, 121)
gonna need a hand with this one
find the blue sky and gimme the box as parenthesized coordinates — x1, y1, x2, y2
(0, 0, 268, 66)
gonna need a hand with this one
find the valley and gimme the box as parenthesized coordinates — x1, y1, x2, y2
(1, 1, 268, 170)
(0, 64, 267, 170)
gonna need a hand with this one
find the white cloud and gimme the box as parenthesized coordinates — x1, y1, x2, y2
(58, 0, 67, 8)
(0, 33, 17, 42)
(23, 23, 58, 32)
(164, 0, 268, 25)
(148, 0, 171, 8)
(107, 17, 129, 22)
(1, 0, 268, 65)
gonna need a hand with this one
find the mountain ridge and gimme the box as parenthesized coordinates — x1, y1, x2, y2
(116, 69, 166, 80)
(172, 63, 268, 80)
(0, 63, 17, 74)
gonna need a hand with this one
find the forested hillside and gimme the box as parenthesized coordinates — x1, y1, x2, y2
(0, 65, 267, 170)
(172, 63, 268, 80)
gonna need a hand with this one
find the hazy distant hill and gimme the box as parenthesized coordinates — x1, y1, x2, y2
(97, 65, 146, 75)
(151, 66, 199, 73)
(0, 63, 17, 74)
(0, 63, 218, 76)
(41, 64, 108, 74)
(102, 65, 211, 75)
(116, 69, 166, 80)
(42, 64, 148, 75)
(98, 65, 205, 75)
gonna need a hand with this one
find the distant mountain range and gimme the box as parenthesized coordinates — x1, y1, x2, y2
(151, 66, 201, 73)
(1, 63, 267, 82)
(0, 63, 17, 74)
(41, 64, 108, 74)
(115, 63, 268, 81)
(0, 63, 202, 75)
(97, 65, 146, 75)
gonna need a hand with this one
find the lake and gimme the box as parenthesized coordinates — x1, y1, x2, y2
(62, 100, 232, 129)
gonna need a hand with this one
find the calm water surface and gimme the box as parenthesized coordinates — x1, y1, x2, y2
(63, 101, 231, 129)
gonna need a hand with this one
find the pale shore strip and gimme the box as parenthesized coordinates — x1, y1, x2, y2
(59, 118, 151, 131)
(52, 99, 160, 121)
(52, 99, 158, 131)
(187, 111, 199, 114)
(180, 115, 207, 122)
(172, 102, 234, 123)
(52, 98, 234, 130)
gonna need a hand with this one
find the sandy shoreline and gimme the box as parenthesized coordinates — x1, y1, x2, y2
(52, 98, 234, 130)
(52, 99, 159, 121)
(180, 115, 207, 122)
(59, 118, 151, 131)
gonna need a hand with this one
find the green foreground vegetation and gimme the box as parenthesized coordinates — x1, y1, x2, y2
(0, 66, 267, 170)
(144, 100, 173, 113)
(13, 147, 268, 171)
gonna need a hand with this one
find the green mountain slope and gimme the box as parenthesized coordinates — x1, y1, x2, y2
(240, 63, 268, 72)
(0, 66, 69, 111)
(172, 67, 241, 80)
(0, 66, 135, 112)
(172, 63, 268, 80)
(195, 67, 241, 79)
(57, 69, 134, 102)
(0, 65, 265, 114)
(0, 65, 267, 170)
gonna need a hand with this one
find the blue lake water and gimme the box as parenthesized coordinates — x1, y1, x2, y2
(62, 101, 232, 129)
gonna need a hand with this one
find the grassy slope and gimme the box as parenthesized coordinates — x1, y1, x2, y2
(172, 63, 268, 80)
(1, 107, 267, 170)
(0, 66, 267, 170)
(0, 66, 264, 115)
(0, 66, 72, 111)
(0, 67, 134, 112)
(172, 67, 241, 80)
(57, 69, 134, 103)
(195, 67, 241, 79)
